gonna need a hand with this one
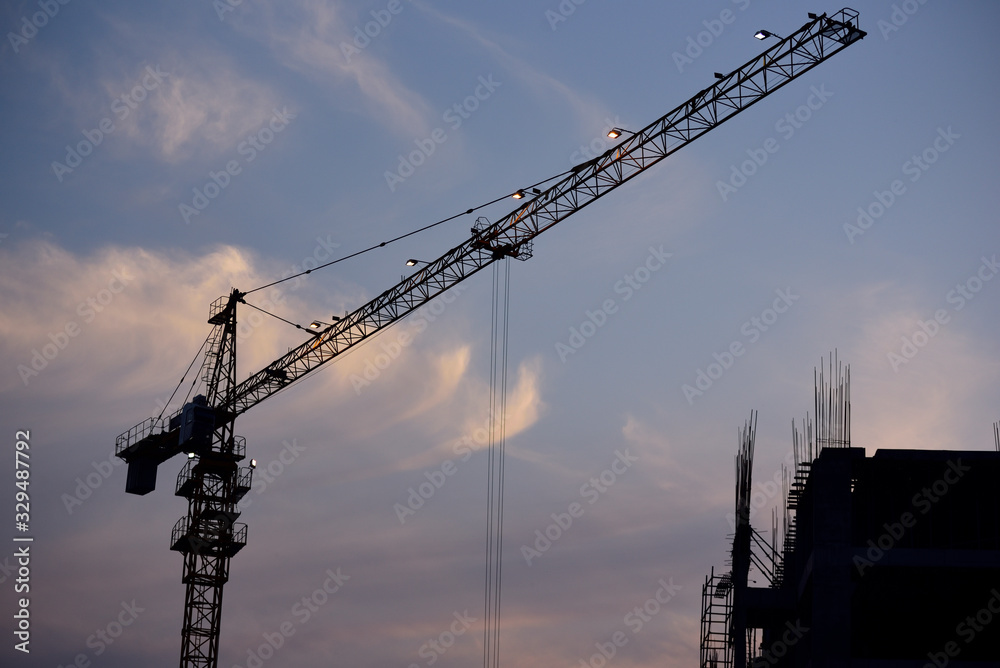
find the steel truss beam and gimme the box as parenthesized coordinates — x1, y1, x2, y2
(226, 9, 864, 420)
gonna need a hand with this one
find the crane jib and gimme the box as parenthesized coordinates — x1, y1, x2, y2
(222, 8, 865, 420)
(116, 8, 866, 452)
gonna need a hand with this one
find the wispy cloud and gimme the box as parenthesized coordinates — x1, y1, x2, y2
(125, 57, 287, 162)
(0, 239, 317, 398)
(415, 3, 616, 133)
(852, 305, 997, 452)
(323, 336, 546, 476)
(39, 12, 288, 165)
(232, 0, 433, 137)
(783, 278, 1000, 454)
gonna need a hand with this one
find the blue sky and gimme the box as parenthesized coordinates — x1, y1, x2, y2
(1, 1, 998, 666)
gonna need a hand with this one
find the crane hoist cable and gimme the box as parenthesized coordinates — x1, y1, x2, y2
(483, 257, 511, 668)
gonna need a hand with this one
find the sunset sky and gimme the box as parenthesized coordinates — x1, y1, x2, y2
(1, 1, 998, 666)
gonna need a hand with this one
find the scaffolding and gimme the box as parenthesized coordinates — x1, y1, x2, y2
(700, 567, 733, 668)
(700, 354, 852, 667)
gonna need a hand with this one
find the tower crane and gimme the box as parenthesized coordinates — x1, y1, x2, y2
(115, 10, 865, 667)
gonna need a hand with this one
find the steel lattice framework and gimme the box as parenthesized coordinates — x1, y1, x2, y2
(175, 291, 253, 668)
(116, 10, 864, 668)
(227, 9, 865, 419)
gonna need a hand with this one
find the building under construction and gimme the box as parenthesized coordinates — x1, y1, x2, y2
(700, 357, 1000, 666)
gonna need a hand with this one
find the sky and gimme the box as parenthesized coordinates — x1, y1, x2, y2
(0, 0, 998, 666)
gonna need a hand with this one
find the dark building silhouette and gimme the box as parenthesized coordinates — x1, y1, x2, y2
(700, 358, 1000, 667)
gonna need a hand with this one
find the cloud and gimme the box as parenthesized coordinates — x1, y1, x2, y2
(232, 0, 433, 137)
(232, 0, 618, 140)
(0, 236, 547, 487)
(849, 301, 998, 453)
(393, 354, 547, 471)
(120, 57, 288, 163)
(0, 239, 316, 402)
(416, 3, 615, 134)
(317, 324, 547, 476)
(39, 11, 289, 166)
(740, 275, 1000, 455)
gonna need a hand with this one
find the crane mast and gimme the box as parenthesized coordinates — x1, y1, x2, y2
(114, 10, 865, 668)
